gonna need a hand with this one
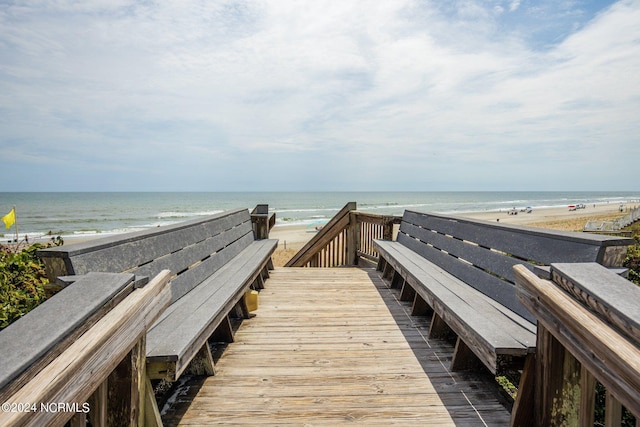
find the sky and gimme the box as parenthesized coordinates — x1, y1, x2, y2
(1, 0, 639, 192)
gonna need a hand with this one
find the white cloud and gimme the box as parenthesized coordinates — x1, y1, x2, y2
(0, 0, 638, 190)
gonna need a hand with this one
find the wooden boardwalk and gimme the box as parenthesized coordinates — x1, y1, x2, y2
(163, 267, 511, 426)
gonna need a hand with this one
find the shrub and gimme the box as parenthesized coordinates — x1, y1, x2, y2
(0, 239, 62, 329)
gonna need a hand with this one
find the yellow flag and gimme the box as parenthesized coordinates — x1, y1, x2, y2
(2, 208, 15, 229)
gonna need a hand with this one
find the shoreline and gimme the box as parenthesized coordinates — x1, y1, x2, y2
(270, 203, 632, 246)
(5, 202, 633, 264)
(268, 203, 633, 266)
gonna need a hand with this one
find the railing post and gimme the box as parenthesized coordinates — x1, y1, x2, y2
(382, 215, 395, 241)
(347, 210, 359, 265)
(251, 204, 274, 240)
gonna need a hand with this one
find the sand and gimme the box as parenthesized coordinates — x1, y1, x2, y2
(11, 202, 628, 265)
(269, 203, 634, 266)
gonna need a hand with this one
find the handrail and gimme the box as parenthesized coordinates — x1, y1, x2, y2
(285, 202, 355, 267)
(512, 263, 640, 426)
(584, 206, 640, 232)
(0, 270, 171, 427)
(285, 202, 401, 267)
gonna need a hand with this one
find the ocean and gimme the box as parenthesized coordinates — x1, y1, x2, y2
(1, 191, 639, 243)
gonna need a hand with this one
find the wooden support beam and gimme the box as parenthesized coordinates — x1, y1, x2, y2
(144, 376, 162, 427)
(69, 413, 86, 427)
(346, 212, 358, 266)
(580, 365, 596, 427)
(186, 343, 216, 377)
(390, 271, 403, 289)
(534, 325, 567, 427)
(211, 315, 235, 343)
(399, 281, 415, 302)
(253, 273, 265, 290)
(451, 337, 482, 371)
(429, 312, 455, 341)
(382, 262, 394, 280)
(238, 295, 251, 319)
(510, 353, 536, 427)
(106, 338, 145, 426)
(88, 380, 107, 427)
(605, 390, 622, 427)
(411, 293, 432, 317)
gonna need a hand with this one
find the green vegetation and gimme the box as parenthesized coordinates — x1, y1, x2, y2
(0, 239, 62, 329)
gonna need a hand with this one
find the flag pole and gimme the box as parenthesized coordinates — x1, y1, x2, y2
(13, 206, 18, 247)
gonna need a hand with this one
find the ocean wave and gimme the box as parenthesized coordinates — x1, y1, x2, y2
(275, 217, 329, 227)
(156, 210, 224, 219)
(273, 207, 340, 214)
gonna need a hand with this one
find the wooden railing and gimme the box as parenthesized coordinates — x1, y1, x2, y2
(251, 204, 276, 239)
(0, 270, 171, 427)
(285, 202, 401, 267)
(355, 211, 398, 263)
(512, 263, 640, 427)
(584, 206, 640, 234)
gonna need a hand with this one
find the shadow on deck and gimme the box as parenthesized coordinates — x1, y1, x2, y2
(161, 267, 511, 426)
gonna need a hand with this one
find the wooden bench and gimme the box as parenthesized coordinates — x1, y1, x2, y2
(0, 270, 171, 426)
(38, 208, 278, 383)
(374, 210, 633, 376)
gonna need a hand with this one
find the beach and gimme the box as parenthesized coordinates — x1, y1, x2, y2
(269, 202, 632, 266)
(6, 194, 633, 266)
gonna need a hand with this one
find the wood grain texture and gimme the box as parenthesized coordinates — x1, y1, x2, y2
(514, 265, 640, 419)
(145, 240, 277, 380)
(163, 267, 511, 426)
(0, 272, 135, 401)
(375, 239, 536, 375)
(0, 270, 172, 427)
(285, 202, 355, 267)
(550, 262, 640, 344)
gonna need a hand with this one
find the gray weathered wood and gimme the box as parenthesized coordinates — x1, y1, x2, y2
(36, 207, 278, 386)
(397, 230, 533, 322)
(0, 270, 171, 427)
(550, 262, 640, 344)
(514, 265, 640, 421)
(146, 239, 277, 380)
(402, 211, 633, 265)
(376, 239, 536, 367)
(37, 209, 250, 277)
(0, 272, 135, 398)
(373, 210, 632, 376)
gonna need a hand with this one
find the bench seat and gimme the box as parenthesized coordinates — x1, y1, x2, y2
(146, 239, 277, 380)
(376, 240, 535, 375)
(38, 208, 278, 384)
(373, 210, 634, 377)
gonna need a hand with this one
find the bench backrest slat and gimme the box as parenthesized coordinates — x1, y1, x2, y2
(167, 231, 255, 302)
(399, 210, 633, 323)
(402, 211, 619, 265)
(398, 229, 533, 321)
(63, 209, 249, 275)
(400, 221, 536, 283)
(131, 220, 251, 284)
(38, 209, 256, 302)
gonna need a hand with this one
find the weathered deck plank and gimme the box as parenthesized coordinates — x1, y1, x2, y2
(163, 267, 510, 426)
